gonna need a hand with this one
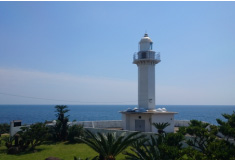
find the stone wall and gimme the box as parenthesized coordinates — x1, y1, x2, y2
(174, 120, 191, 127)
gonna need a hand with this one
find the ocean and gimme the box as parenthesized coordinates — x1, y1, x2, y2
(0, 105, 234, 125)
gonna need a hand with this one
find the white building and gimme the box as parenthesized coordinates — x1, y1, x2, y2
(121, 34, 177, 133)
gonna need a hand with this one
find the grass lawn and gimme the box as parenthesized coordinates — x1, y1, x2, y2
(0, 142, 128, 160)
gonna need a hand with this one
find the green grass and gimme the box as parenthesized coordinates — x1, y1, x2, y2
(0, 142, 128, 160)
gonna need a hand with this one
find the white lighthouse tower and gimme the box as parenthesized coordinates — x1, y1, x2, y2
(121, 33, 177, 133)
(134, 33, 160, 110)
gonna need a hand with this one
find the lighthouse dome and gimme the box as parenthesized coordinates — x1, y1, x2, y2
(139, 33, 153, 51)
(139, 33, 153, 43)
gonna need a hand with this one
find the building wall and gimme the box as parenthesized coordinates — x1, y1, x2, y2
(10, 126, 22, 137)
(122, 114, 131, 130)
(151, 113, 175, 133)
(122, 113, 153, 132)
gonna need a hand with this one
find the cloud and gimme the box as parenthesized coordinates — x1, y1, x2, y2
(0, 67, 234, 105)
(0, 68, 138, 104)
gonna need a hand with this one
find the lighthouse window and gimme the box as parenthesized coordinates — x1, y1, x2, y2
(150, 42, 153, 50)
(142, 52, 147, 59)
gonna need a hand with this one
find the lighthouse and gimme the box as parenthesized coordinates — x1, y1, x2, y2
(121, 33, 177, 133)
(133, 33, 160, 110)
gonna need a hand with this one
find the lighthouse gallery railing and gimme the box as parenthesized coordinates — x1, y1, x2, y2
(133, 51, 160, 61)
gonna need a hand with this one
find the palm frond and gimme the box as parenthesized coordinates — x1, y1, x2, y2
(81, 130, 144, 159)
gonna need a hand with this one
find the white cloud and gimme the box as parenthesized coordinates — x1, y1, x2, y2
(0, 67, 234, 105)
(0, 68, 138, 104)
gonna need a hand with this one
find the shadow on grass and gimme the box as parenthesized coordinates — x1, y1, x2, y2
(42, 141, 58, 145)
(0, 147, 7, 154)
(64, 140, 84, 145)
(0, 147, 47, 156)
(14, 148, 46, 156)
(0, 142, 55, 156)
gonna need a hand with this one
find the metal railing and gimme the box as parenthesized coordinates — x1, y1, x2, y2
(133, 51, 161, 61)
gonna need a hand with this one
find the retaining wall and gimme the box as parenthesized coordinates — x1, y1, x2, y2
(70, 120, 123, 128)
(10, 120, 191, 136)
(70, 120, 192, 128)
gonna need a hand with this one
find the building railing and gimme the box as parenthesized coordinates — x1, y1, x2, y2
(133, 51, 161, 62)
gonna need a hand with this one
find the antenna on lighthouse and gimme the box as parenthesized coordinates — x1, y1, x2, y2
(145, 30, 148, 36)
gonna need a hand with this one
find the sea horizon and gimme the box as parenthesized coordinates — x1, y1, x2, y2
(0, 104, 234, 106)
(1, 105, 234, 125)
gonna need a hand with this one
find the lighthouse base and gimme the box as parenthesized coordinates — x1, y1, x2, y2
(120, 111, 177, 133)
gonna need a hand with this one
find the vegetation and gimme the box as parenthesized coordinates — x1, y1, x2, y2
(179, 120, 218, 153)
(1, 106, 235, 160)
(0, 123, 10, 136)
(0, 140, 129, 160)
(179, 119, 235, 159)
(18, 122, 49, 150)
(216, 111, 235, 141)
(2, 135, 14, 150)
(124, 112, 235, 160)
(152, 122, 170, 134)
(80, 130, 145, 160)
(0, 123, 10, 146)
(68, 124, 85, 143)
(53, 105, 70, 141)
(123, 136, 160, 160)
(4, 122, 49, 154)
(124, 133, 184, 160)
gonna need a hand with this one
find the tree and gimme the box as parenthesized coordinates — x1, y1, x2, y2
(0, 123, 10, 136)
(205, 139, 235, 160)
(68, 124, 85, 143)
(179, 120, 218, 153)
(54, 105, 70, 141)
(80, 130, 145, 160)
(180, 147, 207, 160)
(216, 111, 235, 141)
(123, 136, 160, 160)
(18, 122, 49, 150)
(124, 133, 184, 160)
(179, 118, 235, 159)
(0, 123, 10, 146)
(3, 135, 15, 150)
(152, 122, 170, 135)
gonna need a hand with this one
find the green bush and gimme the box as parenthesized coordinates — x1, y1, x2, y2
(0, 123, 10, 135)
(18, 122, 49, 151)
(68, 124, 85, 143)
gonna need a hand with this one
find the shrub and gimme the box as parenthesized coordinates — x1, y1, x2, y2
(18, 122, 49, 150)
(216, 111, 235, 141)
(68, 124, 85, 143)
(0, 123, 10, 135)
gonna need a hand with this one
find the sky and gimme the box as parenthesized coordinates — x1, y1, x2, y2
(0, 1, 235, 105)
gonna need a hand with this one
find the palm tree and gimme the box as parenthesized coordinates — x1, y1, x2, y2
(152, 122, 170, 135)
(123, 136, 160, 160)
(54, 105, 70, 141)
(124, 133, 184, 160)
(80, 130, 145, 160)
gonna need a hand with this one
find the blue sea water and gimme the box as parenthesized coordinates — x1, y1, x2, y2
(0, 105, 234, 125)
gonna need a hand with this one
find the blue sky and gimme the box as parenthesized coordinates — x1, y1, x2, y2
(0, 1, 235, 105)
